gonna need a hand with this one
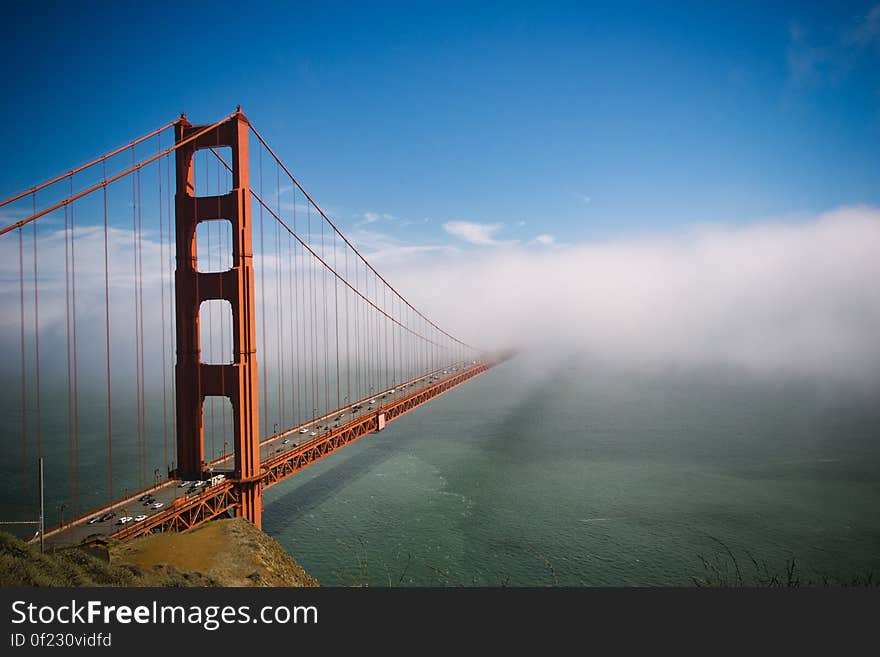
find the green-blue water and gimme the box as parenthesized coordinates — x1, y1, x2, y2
(2, 354, 878, 585)
(261, 355, 880, 585)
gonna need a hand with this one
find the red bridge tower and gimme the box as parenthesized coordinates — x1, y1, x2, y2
(174, 110, 262, 528)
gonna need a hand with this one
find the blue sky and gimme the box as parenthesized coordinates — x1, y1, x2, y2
(2, 0, 879, 247)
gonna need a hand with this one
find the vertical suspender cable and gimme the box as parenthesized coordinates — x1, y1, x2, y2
(363, 258, 368, 399)
(31, 195, 42, 463)
(293, 188, 301, 426)
(288, 223, 295, 427)
(354, 250, 360, 401)
(321, 217, 328, 416)
(166, 151, 176, 467)
(333, 227, 340, 411)
(305, 202, 312, 421)
(136, 163, 147, 488)
(158, 134, 169, 472)
(309, 204, 317, 419)
(131, 150, 143, 489)
(70, 180, 80, 513)
(102, 163, 113, 502)
(275, 166, 283, 432)
(64, 202, 73, 512)
(259, 144, 268, 437)
(19, 226, 28, 508)
(345, 240, 350, 408)
(392, 291, 397, 386)
(375, 271, 380, 395)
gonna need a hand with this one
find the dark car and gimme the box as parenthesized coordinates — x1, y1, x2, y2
(99, 511, 115, 522)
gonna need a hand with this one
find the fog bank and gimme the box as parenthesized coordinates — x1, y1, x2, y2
(382, 207, 880, 384)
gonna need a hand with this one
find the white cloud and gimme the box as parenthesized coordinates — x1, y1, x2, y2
(360, 211, 395, 225)
(531, 234, 555, 246)
(387, 206, 880, 384)
(443, 220, 506, 246)
(347, 227, 458, 265)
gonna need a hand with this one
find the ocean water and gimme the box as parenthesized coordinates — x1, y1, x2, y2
(2, 353, 878, 585)
(261, 354, 880, 586)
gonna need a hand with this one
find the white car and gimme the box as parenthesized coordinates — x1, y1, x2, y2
(116, 516, 133, 525)
(134, 515, 147, 522)
(369, 399, 376, 405)
(299, 428, 309, 434)
(282, 438, 290, 444)
(150, 502, 164, 509)
(310, 431, 317, 437)
(178, 481, 190, 488)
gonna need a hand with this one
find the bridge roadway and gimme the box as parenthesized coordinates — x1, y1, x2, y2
(42, 361, 491, 547)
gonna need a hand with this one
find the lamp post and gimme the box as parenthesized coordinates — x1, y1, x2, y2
(38, 457, 44, 553)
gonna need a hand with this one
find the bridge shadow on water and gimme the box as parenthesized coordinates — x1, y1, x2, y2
(476, 365, 565, 460)
(262, 364, 560, 530)
(262, 425, 422, 530)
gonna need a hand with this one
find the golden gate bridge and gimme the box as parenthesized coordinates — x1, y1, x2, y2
(0, 108, 505, 546)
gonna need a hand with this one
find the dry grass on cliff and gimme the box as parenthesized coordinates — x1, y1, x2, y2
(110, 517, 318, 587)
(1, 517, 317, 587)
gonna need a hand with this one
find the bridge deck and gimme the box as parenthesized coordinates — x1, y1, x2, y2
(42, 361, 491, 546)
